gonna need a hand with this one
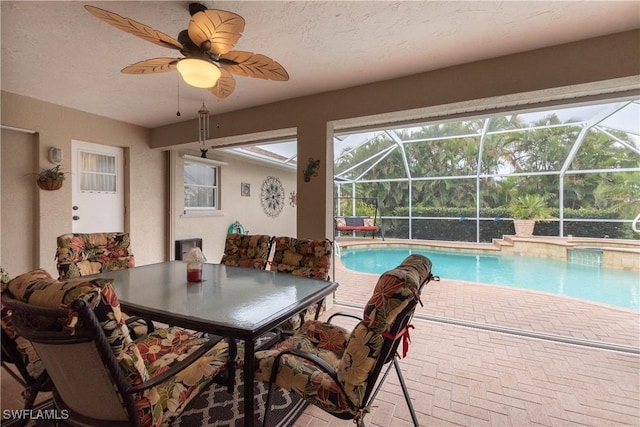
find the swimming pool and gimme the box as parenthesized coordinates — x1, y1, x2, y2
(339, 246, 640, 311)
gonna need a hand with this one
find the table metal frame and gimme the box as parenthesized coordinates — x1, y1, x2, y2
(90, 261, 338, 427)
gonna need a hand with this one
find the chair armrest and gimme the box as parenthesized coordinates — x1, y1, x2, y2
(124, 315, 155, 338)
(271, 348, 358, 413)
(326, 312, 362, 324)
(273, 348, 335, 378)
(127, 334, 227, 393)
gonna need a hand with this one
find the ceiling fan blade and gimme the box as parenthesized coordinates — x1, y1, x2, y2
(121, 58, 178, 74)
(85, 5, 183, 51)
(219, 51, 289, 81)
(188, 9, 245, 54)
(208, 70, 236, 98)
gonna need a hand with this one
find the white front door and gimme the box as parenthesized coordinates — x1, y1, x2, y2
(72, 140, 124, 233)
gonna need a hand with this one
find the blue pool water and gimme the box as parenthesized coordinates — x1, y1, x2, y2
(340, 246, 640, 311)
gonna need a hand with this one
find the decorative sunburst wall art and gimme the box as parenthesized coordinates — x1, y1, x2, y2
(260, 176, 284, 217)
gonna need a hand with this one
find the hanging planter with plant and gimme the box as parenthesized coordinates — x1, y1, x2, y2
(36, 165, 65, 191)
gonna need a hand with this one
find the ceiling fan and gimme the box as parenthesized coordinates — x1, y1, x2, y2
(85, 3, 289, 98)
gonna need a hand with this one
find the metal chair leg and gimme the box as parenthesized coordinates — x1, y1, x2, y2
(262, 381, 276, 427)
(393, 358, 419, 426)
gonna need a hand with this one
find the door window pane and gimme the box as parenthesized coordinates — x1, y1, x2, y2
(80, 152, 117, 192)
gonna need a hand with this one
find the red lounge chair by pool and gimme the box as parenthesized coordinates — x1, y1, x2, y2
(335, 216, 383, 239)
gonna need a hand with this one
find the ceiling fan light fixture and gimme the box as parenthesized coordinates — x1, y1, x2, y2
(85, 5, 289, 97)
(176, 58, 221, 88)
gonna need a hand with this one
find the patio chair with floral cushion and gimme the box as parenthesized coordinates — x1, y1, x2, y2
(55, 232, 135, 280)
(2, 269, 235, 427)
(268, 236, 332, 331)
(55, 232, 149, 338)
(220, 233, 273, 270)
(0, 267, 51, 421)
(255, 254, 437, 427)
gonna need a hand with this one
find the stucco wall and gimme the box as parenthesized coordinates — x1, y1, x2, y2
(172, 150, 297, 262)
(0, 92, 166, 275)
(0, 129, 38, 274)
(150, 29, 640, 242)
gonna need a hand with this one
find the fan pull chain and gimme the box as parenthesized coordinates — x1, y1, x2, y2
(176, 77, 181, 117)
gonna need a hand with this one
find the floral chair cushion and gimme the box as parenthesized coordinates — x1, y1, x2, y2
(254, 320, 351, 412)
(0, 267, 45, 379)
(269, 237, 333, 331)
(6, 269, 231, 427)
(56, 233, 149, 338)
(0, 267, 9, 287)
(56, 232, 135, 279)
(254, 254, 432, 419)
(220, 234, 273, 270)
(362, 254, 428, 333)
(275, 299, 328, 332)
(133, 327, 230, 427)
(6, 269, 147, 383)
(269, 237, 332, 279)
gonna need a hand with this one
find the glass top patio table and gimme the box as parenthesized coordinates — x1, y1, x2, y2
(89, 261, 338, 427)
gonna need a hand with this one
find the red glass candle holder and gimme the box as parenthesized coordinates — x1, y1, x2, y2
(187, 263, 203, 282)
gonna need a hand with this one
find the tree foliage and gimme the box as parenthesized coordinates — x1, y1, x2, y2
(334, 112, 640, 239)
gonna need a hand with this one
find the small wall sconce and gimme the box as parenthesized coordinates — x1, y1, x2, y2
(48, 147, 63, 165)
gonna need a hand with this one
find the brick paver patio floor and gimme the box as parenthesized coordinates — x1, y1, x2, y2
(1, 248, 637, 426)
(294, 251, 640, 426)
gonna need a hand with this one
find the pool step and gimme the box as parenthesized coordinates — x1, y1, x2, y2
(492, 237, 514, 249)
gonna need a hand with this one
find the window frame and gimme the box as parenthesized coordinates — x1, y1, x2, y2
(183, 159, 219, 212)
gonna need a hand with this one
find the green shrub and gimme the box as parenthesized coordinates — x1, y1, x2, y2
(381, 206, 632, 241)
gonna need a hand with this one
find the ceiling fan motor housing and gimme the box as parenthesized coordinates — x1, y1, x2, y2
(188, 3, 208, 16)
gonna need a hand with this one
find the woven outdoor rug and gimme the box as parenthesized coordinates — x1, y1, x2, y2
(174, 367, 307, 427)
(13, 369, 306, 427)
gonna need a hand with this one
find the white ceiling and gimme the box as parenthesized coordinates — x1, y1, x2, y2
(2, 1, 639, 129)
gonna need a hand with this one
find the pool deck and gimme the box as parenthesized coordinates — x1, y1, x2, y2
(294, 238, 640, 426)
